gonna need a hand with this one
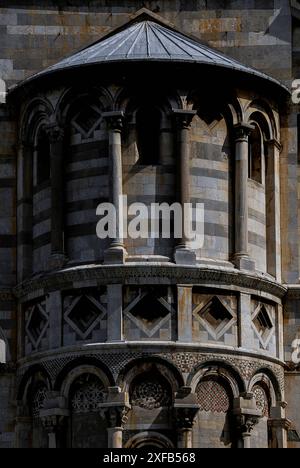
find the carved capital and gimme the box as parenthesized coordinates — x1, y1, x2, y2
(45, 124, 65, 143)
(174, 406, 199, 430)
(236, 414, 260, 436)
(100, 405, 130, 429)
(103, 111, 124, 132)
(233, 122, 254, 142)
(40, 414, 68, 433)
(172, 109, 197, 130)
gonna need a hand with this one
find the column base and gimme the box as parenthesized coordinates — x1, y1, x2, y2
(49, 253, 67, 270)
(104, 246, 127, 265)
(233, 255, 256, 271)
(175, 248, 196, 266)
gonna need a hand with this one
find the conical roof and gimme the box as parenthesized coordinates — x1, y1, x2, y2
(15, 11, 287, 90)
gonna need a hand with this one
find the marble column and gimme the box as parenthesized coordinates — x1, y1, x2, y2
(233, 123, 255, 271)
(102, 405, 130, 448)
(100, 387, 130, 448)
(266, 139, 282, 281)
(173, 109, 197, 265)
(174, 388, 199, 448)
(268, 403, 290, 448)
(17, 141, 33, 281)
(41, 414, 68, 449)
(103, 111, 127, 264)
(40, 392, 69, 448)
(47, 125, 66, 270)
(233, 394, 261, 448)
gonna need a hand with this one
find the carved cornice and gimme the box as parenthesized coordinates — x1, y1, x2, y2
(13, 265, 287, 300)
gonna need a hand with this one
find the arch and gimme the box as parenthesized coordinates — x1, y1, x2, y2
(125, 432, 174, 449)
(226, 96, 244, 127)
(248, 111, 271, 142)
(116, 357, 184, 393)
(189, 89, 243, 130)
(248, 368, 282, 405)
(17, 364, 51, 403)
(54, 357, 114, 394)
(245, 98, 278, 141)
(20, 97, 54, 145)
(56, 85, 113, 127)
(187, 360, 246, 397)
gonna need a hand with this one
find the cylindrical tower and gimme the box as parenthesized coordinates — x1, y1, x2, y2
(12, 12, 289, 449)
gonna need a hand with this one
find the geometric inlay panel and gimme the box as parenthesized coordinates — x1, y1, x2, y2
(193, 295, 236, 341)
(196, 379, 230, 413)
(252, 302, 275, 350)
(64, 294, 107, 340)
(25, 300, 48, 349)
(124, 287, 175, 338)
(71, 104, 102, 139)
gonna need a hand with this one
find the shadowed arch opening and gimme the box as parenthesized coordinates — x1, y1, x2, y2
(136, 103, 161, 165)
(54, 357, 115, 393)
(117, 356, 184, 393)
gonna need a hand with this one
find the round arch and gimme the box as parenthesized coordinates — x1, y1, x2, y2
(54, 357, 114, 394)
(187, 360, 246, 397)
(116, 357, 184, 393)
(248, 368, 282, 405)
(20, 97, 54, 145)
(245, 98, 278, 141)
(17, 364, 51, 403)
(55, 85, 113, 127)
(125, 431, 174, 449)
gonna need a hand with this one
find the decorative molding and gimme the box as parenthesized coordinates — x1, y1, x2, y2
(16, 349, 285, 396)
(14, 265, 287, 300)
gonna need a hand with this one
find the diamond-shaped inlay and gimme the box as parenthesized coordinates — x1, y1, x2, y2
(124, 291, 173, 338)
(193, 296, 236, 341)
(72, 105, 102, 138)
(64, 295, 106, 340)
(252, 304, 274, 349)
(25, 302, 49, 349)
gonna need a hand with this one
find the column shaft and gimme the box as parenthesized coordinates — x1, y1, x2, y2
(47, 125, 66, 268)
(103, 112, 126, 264)
(108, 427, 123, 448)
(266, 140, 282, 281)
(233, 123, 255, 271)
(173, 110, 196, 265)
(17, 143, 33, 281)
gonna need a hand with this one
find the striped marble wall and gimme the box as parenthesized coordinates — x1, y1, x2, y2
(190, 115, 232, 263)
